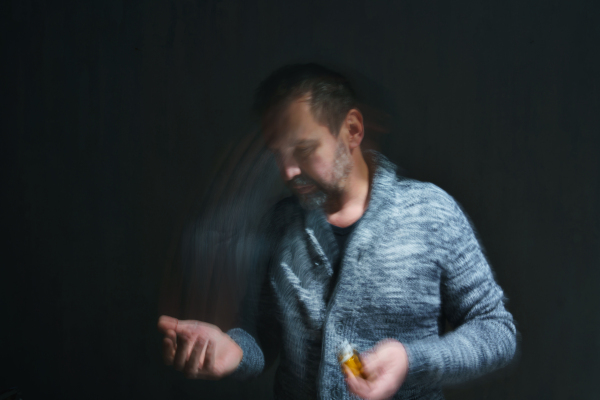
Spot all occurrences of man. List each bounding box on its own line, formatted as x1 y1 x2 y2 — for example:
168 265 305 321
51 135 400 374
158 64 517 399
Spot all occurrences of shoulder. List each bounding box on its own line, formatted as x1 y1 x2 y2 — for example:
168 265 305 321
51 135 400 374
388 177 461 220
368 151 459 217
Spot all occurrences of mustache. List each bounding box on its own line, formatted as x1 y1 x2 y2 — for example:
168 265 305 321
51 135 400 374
288 175 317 186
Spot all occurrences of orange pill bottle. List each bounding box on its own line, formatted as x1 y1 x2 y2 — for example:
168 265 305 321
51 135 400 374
338 340 363 377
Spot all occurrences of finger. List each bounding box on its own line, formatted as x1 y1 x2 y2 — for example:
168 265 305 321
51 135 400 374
344 365 366 398
163 338 174 365
158 315 179 333
356 362 399 400
361 346 388 380
360 348 377 368
165 328 177 342
174 333 193 371
162 330 177 365
361 366 378 381
202 338 217 376
360 353 381 379
343 365 354 381
345 367 374 399
197 338 209 370
184 339 205 378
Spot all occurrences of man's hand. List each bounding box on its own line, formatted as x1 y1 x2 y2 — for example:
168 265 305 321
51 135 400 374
157 315 243 379
345 339 409 400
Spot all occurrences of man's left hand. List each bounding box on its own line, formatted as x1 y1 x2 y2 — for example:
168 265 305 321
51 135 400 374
345 339 409 400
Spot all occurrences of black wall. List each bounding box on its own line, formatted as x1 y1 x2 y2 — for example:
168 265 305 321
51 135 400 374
2 0 599 399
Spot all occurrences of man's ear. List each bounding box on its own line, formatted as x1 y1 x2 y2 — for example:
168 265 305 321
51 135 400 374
345 109 364 150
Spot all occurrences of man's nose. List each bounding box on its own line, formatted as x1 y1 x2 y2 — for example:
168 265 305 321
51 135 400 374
280 156 301 182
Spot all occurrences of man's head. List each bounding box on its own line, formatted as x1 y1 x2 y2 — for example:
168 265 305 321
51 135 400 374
254 63 358 139
255 64 365 210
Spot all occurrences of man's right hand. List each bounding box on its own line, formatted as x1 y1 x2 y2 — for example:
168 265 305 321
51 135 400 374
157 315 243 379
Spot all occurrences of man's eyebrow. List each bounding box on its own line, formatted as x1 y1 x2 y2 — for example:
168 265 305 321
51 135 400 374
294 139 319 147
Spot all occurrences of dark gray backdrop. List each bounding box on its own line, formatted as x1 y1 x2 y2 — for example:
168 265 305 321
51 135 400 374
2 0 599 399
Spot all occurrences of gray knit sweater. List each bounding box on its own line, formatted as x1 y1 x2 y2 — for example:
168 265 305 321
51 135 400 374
228 151 517 399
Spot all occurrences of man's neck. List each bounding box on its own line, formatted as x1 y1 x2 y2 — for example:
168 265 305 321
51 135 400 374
325 150 371 228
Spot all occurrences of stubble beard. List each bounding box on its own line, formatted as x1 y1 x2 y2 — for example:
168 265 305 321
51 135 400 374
291 140 353 211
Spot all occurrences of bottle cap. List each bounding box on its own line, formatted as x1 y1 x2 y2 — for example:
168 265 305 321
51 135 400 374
338 339 354 363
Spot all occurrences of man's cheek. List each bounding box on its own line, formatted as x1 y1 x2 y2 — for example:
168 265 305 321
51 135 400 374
307 161 330 184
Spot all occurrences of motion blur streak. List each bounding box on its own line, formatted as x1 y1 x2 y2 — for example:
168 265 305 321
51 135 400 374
157 101 388 331
158 129 286 331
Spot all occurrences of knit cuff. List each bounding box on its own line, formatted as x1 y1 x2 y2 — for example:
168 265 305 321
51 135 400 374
402 338 445 387
226 328 265 380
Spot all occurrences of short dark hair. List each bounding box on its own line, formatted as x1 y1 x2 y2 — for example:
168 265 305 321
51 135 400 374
253 63 357 136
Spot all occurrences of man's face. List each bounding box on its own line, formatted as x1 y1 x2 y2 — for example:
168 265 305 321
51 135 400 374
264 98 353 210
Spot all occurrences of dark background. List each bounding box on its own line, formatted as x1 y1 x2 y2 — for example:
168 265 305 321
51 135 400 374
2 0 599 399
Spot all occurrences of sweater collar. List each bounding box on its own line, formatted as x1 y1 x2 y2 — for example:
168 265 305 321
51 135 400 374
303 150 399 269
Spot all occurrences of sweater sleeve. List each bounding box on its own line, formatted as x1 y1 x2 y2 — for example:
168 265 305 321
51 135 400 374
403 193 517 386
226 328 265 380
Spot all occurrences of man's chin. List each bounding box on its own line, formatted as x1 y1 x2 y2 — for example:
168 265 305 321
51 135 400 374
296 192 327 210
